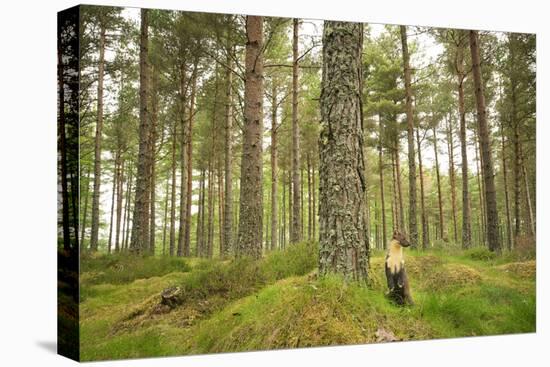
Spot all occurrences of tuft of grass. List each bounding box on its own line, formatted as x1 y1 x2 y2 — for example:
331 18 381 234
463 247 498 261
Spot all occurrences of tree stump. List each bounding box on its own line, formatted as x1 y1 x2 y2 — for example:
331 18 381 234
160 286 183 309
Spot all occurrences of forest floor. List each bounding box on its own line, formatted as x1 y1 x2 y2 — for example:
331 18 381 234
79 243 536 361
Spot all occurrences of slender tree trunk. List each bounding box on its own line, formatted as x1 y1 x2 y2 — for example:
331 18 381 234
400 26 417 248
223 35 234 258
391 150 398 231
270 87 279 251
169 121 177 256
291 18 302 244
446 116 458 243
107 158 117 253
469 30 500 252
207 167 215 258
149 67 159 255
456 42 472 249
432 127 445 240
90 21 106 252
177 64 188 257
122 168 133 251
319 21 369 281
114 159 125 252
520 143 535 237
218 164 225 255
162 173 170 255
499 119 513 250
196 169 205 257
378 114 387 249
312 161 317 240
394 141 405 231
130 9 151 254
474 135 486 246
416 128 428 248
282 168 287 249
184 71 197 257
80 168 91 250
307 153 312 240
237 16 264 259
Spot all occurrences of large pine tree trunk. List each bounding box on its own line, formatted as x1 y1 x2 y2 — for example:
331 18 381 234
378 114 387 249
90 21 106 252
456 40 472 249
400 26 418 248
416 128 429 248
469 30 500 252
236 16 264 259
130 9 151 254
291 18 302 244
432 127 445 240
270 86 279 251
319 21 369 281
223 36 234 258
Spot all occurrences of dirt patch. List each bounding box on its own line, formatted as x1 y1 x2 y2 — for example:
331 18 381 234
497 261 536 279
424 263 482 290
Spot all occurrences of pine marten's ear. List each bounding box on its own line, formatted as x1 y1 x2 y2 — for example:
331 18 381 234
393 229 399 238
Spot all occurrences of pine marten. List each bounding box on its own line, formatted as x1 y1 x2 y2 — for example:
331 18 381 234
385 230 414 305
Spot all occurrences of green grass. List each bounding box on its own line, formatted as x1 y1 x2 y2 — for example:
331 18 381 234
79 242 536 361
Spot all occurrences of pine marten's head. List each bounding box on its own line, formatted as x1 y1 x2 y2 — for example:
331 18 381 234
392 230 410 248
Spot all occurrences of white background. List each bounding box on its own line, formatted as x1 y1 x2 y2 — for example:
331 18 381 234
0 0 547 366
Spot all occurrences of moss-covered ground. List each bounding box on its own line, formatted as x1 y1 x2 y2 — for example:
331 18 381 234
79 243 535 361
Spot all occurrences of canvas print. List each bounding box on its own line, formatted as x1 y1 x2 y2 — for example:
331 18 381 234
57 4 536 362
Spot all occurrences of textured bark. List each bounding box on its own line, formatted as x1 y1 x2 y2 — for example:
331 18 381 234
270 86 279 250
291 18 302 244
184 72 197 257
432 127 444 240
446 116 458 243
223 39 234 258
469 30 500 252
130 9 151 254
400 26 418 248
236 16 264 259
90 21 106 252
416 128 428 248
455 40 472 249
319 21 369 282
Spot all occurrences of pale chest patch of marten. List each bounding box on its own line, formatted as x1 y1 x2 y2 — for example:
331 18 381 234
386 239 405 273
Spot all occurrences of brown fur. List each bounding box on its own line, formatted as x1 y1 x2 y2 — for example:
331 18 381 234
385 230 414 305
